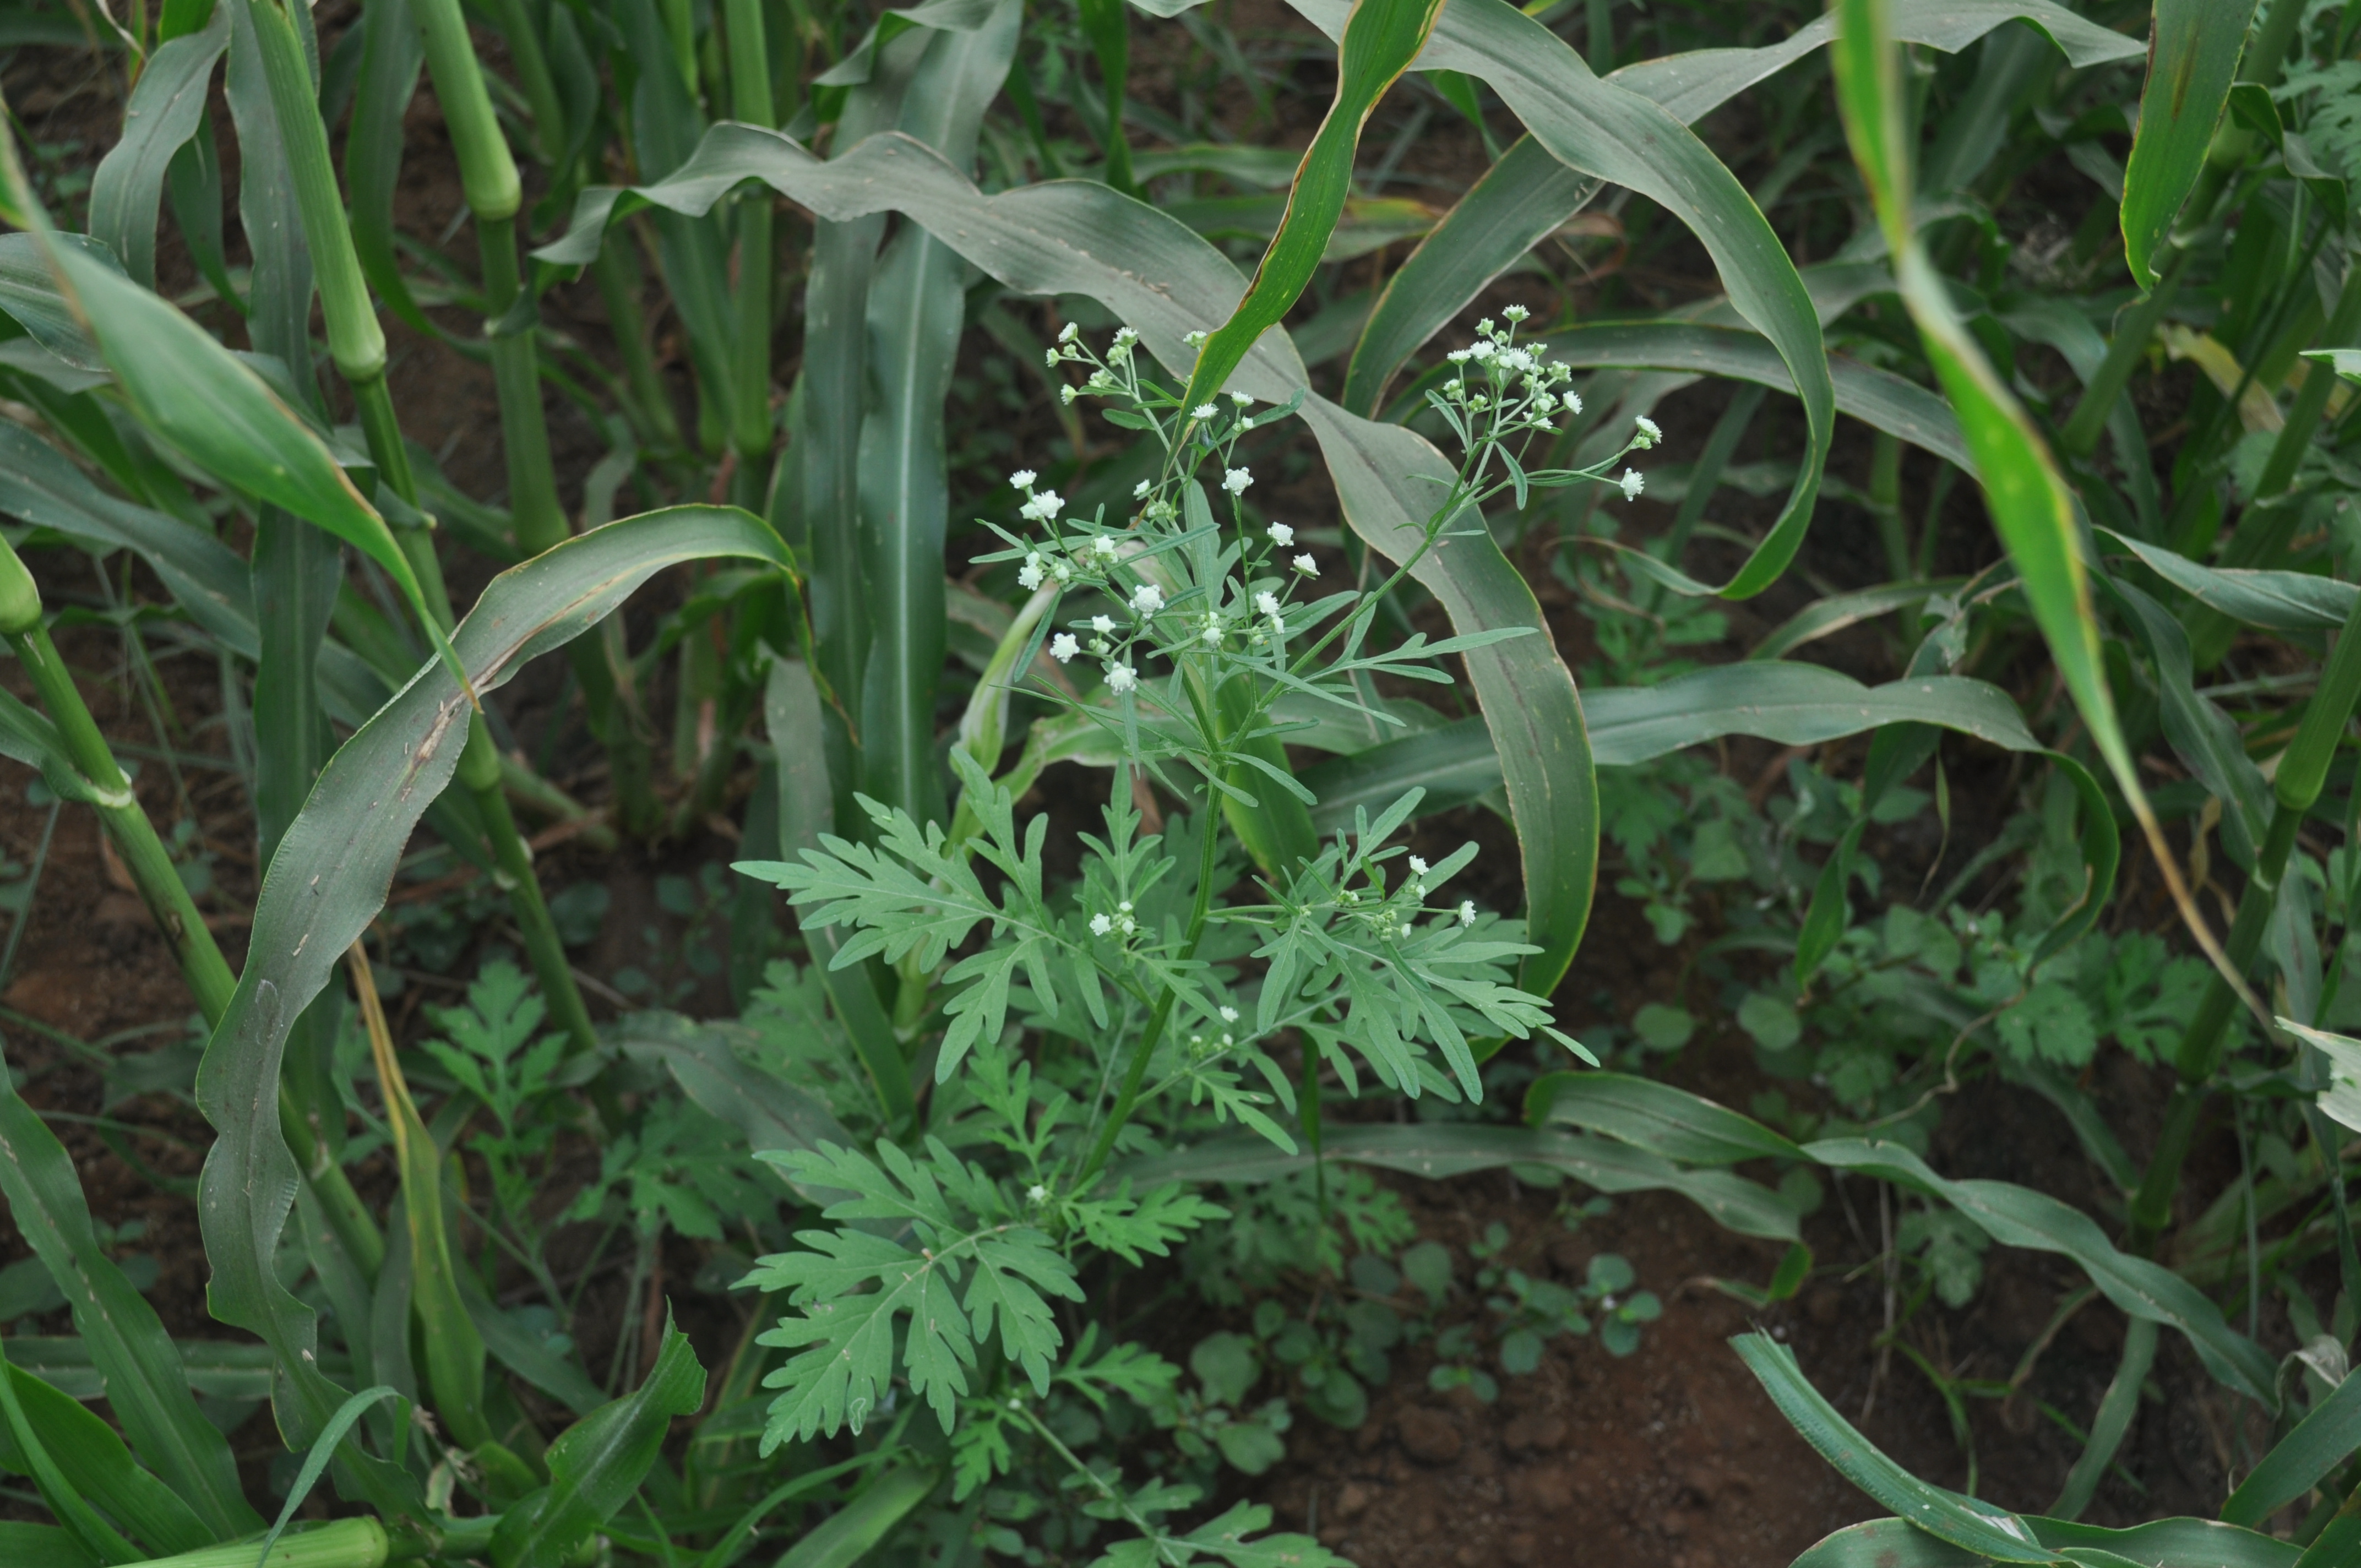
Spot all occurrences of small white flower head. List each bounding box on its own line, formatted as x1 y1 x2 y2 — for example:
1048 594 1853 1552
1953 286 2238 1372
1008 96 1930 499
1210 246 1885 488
1021 489 1067 522
1399 920 1415 938
1230 391 1253 407
1113 326 1139 346
1633 416 1661 449
1051 557 1073 582
1049 633 1080 663
1620 467 1645 502
1060 385 1078 405
1566 391 1584 416
1459 900 1477 927
1502 303 1530 323
1129 582 1165 616
1118 913 1137 934
1017 553 1045 590
1266 521 1294 547
1254 590 1280 617
1045 349 1060 369
1010 469 1037 490
1477 317 1495 337
1133 480 1152 500
1090 913 1114 936
1107 662 1138 694
1446 347 1472 364
1293 553 1318 576
1200 617 1223 645
1092 533 1118 559
1027 1183 1049 1202
1220 1005 1239 1023
1222 467 1253 496
1184 329 1209 347
1408 856 1429 876
1091 614 1116 635
1193 402 1218 421
1058 322 1079 344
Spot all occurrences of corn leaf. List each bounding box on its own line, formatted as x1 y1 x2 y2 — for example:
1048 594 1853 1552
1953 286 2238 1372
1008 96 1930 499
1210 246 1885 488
1527 1071 1805 1164
30 239 451 669
1340 0 2137 416
1830 0 2234 995
773 1467 941 1568
1733 1333 2055 1561
1299 0 1833 601
2102 526 2355 633
1807 1138 2277 1403
1787 1515 2298 1568
0 1364 213 1557
0 1046 255 1542
2121 1 2255 287
1528 322 1968 469
193 508 787 1521
858 0 1020 831
0 1522 97 1568
2222 1366 2361 1527
489 1322 706 1568
1116 1123 1800 1241
85 5 227 288
1175 0 1447 418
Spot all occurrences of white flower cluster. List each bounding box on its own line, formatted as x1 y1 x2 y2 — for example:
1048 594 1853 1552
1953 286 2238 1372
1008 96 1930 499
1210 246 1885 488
1440 309 1580 439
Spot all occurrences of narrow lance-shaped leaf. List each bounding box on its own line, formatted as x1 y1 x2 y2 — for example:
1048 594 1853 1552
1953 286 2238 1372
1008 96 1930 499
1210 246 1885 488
192 509 788 1519
2121 1 2256 288
85 4 229 288
489 1322 705 1568
1176 0 1447 418
1339 0 2141 416
0 1044 256 1541
24 236 468 692
1828 0 2246 1004
1296 0 1835 601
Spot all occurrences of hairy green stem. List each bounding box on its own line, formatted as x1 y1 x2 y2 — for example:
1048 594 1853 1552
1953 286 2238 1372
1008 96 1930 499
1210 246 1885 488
1075 770 1226 1187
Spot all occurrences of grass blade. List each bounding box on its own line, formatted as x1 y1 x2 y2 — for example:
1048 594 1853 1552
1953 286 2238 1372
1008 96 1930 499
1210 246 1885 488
1177 0 1448 418
191 509 786 1522
1808 1137 2277 1402
1732 1333 2053 1561
2121 1 2256 287
488 1321 705 1568
0 1046 256 1542
86 6 227 288
1829 0 2254 1019
0 1359 211 1556
1341 134 1596 415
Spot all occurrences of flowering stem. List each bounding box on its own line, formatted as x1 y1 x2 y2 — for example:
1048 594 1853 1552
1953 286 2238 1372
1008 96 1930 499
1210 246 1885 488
1074 775 1226 1188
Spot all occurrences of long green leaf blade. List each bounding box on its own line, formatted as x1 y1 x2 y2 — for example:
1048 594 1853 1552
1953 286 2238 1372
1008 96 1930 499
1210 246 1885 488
2121 1 2255 287
0 1047 254 1541
1177 0 1446 417
193 508 788 1522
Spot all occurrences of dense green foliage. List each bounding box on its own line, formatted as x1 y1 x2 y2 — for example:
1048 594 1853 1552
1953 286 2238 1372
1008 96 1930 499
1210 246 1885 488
0 0 2359 1561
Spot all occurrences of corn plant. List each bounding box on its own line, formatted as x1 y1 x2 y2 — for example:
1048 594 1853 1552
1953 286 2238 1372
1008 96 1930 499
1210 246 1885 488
4 0 2361 1560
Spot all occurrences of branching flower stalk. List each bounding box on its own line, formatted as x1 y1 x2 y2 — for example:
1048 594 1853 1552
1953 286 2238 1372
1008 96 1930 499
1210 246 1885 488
1003 313 1649 1185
